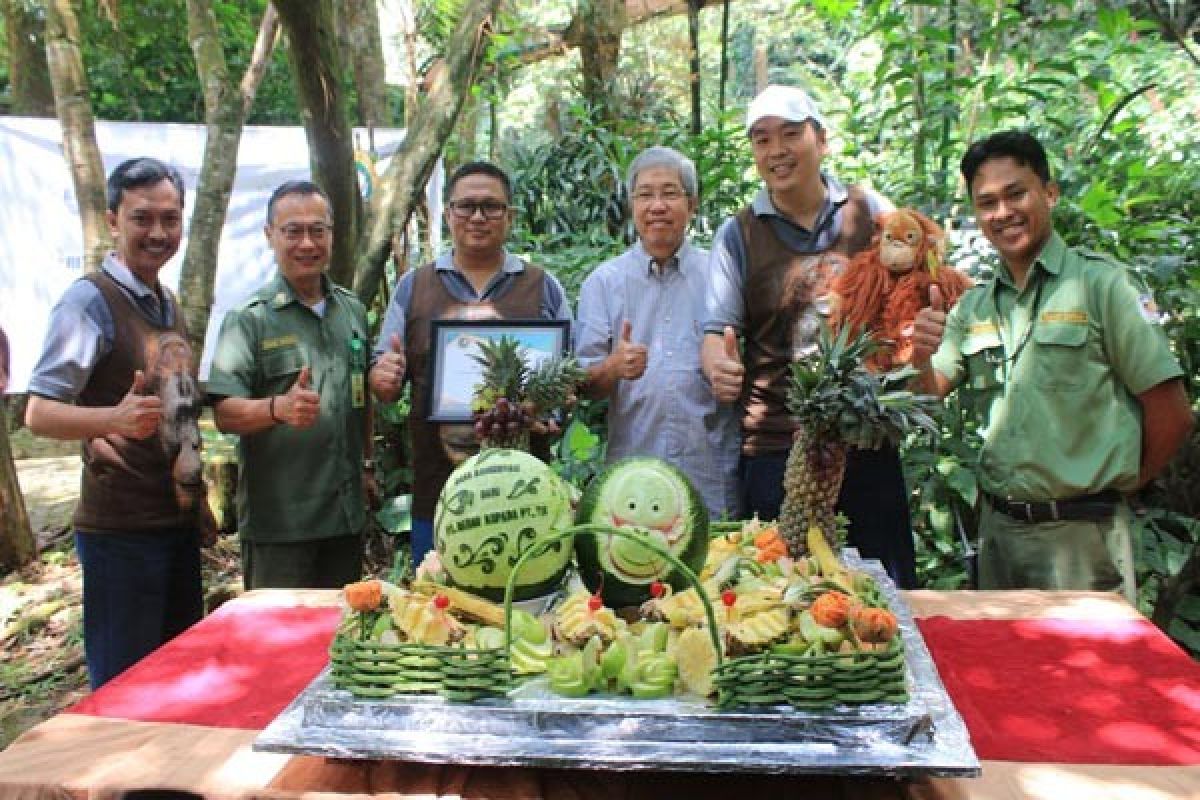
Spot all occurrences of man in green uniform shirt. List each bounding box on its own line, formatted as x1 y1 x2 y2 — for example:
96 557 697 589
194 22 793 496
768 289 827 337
913 131 1193 600
208 181 376 589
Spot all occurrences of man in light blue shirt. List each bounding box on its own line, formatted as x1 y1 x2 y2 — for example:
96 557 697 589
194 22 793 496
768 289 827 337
576 146 739 518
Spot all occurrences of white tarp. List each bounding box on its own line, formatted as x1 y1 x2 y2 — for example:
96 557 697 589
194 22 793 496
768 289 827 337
0 117 441 391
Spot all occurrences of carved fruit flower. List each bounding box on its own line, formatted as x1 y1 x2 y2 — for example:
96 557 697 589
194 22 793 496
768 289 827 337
344 580 383 612
810 590 855 629
849 605 899 643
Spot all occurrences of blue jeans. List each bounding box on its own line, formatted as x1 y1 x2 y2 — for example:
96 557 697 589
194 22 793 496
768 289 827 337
739 445 918 589
74 528 204 689
411 518 434 571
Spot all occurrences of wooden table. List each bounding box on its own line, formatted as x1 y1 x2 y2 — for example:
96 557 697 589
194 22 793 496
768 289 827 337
0 589 1196 800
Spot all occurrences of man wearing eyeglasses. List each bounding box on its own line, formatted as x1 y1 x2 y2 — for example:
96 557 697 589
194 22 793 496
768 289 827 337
208 180 374 590
369 161 572 569
575 146 739 519
700 85 921 588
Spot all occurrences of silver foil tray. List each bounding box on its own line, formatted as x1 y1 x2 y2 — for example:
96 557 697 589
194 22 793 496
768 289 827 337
256 554 980 777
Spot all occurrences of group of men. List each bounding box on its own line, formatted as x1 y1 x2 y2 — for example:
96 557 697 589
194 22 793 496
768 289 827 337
23 84 1193 689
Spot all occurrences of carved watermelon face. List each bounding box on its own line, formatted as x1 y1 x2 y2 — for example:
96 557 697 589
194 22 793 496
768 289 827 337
434 449 573 601
576 458 709 607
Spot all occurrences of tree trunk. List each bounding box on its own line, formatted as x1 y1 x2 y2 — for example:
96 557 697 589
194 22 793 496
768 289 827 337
341 0 391 142
353 0 502 307
569 0 628 120
178 0 277 363
687 0 701 135
4 0 56 116
0 420 35 573
274 0 362 289
44 0 110 274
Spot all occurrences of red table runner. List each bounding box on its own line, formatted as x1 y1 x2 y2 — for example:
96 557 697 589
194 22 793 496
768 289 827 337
916 616 1200 766
68 598 1200 766
70 601 340 730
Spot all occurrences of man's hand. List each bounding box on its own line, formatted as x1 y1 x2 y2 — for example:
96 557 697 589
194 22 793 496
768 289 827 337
708 326 745 404
912 285 947 369
369 333 406 402
113 369 163 439
277 366 320 429
609 320 648 381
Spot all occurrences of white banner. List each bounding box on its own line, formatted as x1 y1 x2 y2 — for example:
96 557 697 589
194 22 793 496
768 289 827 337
0 117 441 391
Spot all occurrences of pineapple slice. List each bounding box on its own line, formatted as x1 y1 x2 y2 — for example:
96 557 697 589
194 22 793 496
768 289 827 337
553 592 620 645
675 627 719 697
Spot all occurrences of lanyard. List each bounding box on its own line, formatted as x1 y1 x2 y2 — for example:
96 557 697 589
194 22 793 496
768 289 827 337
988 274 1044 382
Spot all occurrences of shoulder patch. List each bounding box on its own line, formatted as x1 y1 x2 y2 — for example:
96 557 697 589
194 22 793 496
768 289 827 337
1138 293 1165 324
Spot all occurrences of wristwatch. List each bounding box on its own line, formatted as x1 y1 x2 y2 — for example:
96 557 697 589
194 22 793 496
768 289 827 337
362 459 376 471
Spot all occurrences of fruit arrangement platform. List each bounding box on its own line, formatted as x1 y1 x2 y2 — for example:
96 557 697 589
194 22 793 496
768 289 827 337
255 554 980 777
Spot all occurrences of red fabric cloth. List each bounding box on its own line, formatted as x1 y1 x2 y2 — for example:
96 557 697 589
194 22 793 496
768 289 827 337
69 602 340 730
916 616 1200 765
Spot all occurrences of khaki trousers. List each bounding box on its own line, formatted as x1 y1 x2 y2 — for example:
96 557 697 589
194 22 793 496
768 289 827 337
978 501 1136 603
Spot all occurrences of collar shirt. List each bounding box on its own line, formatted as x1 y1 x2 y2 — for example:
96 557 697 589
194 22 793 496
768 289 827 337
373 250 572 359
705 174 892 334
575 240 740 518
28 253 175 402
206 270 370 542
931 232 1183 501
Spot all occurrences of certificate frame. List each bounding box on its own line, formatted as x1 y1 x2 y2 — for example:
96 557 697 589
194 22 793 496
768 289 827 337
425 318 571 422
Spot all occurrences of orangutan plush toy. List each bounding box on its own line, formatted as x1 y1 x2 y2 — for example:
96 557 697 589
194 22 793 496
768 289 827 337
830 208 973 371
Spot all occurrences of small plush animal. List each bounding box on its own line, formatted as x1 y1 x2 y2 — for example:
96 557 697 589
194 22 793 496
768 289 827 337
831 209 973 371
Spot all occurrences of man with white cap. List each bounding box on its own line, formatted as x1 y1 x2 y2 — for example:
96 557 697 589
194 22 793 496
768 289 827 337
700 85 918 588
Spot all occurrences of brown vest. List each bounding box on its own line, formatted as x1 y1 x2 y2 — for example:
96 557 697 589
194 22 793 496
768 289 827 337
738 188 874 455
75 271 192 531
406 263 546 518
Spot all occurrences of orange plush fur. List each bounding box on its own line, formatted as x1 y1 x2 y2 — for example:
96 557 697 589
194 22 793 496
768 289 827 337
831 209 973 371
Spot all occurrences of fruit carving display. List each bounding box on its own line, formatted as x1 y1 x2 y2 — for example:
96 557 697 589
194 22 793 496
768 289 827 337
469 335 585 450
575 457 710 607
433 448 573 601
779 325 940 558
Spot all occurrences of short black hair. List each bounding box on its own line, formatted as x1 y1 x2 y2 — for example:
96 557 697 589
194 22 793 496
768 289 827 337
266 180 331 225
960 131 1052 193
106 158 185 213
446 161 513 204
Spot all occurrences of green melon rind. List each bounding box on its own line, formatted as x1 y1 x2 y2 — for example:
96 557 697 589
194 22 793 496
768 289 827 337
574 457 710 607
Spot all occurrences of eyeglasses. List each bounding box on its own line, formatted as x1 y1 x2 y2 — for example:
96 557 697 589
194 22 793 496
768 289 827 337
448 200 509 220
632 188 688 204
277 223 333 242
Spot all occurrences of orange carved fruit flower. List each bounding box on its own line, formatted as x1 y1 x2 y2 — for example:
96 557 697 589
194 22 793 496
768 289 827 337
810 590 854 628
850 605 899 643
344 579 383 612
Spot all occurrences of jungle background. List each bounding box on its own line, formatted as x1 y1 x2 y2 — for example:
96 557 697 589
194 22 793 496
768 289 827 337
0 0 1197 746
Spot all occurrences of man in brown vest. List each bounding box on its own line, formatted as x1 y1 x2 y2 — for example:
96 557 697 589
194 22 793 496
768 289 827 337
701 85 920 588
369 162 572 569
26 158 210 687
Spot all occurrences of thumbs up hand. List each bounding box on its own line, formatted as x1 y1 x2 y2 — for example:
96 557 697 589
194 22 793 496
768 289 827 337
369 332 407 402
710 326 745 404
913 285 948 368
113 369 163 439
278 365 320 429
610 319 648 381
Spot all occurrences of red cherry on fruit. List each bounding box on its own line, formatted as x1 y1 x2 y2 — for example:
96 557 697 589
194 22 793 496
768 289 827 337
587 594 603 612
650 581 665 598
433 594 450 610
721 590 737 608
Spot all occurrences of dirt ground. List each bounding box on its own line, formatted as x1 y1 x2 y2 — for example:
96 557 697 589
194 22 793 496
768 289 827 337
1 429 244 748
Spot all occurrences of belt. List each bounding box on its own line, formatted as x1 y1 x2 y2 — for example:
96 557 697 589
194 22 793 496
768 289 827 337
984 490 1122 524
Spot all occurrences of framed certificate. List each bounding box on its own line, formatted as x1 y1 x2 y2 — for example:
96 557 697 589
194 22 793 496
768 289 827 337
426 319 571 422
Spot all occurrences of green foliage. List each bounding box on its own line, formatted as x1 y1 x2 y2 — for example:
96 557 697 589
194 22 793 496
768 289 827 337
74 0 302 124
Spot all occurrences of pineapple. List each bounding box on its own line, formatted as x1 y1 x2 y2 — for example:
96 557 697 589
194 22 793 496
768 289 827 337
779 325 939 558
470 335 584 451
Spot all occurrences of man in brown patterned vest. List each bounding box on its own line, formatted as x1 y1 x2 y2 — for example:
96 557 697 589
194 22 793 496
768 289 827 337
701 85 919 588
26 158 211 687
369 162 572 568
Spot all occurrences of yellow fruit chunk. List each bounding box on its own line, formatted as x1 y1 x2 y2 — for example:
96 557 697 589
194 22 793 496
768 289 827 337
674 627 718 697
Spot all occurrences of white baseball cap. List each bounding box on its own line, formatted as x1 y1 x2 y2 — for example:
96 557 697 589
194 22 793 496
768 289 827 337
746 85 826 133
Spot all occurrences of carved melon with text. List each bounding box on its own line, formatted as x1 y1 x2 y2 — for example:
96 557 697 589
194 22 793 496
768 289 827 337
434 448 573 601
